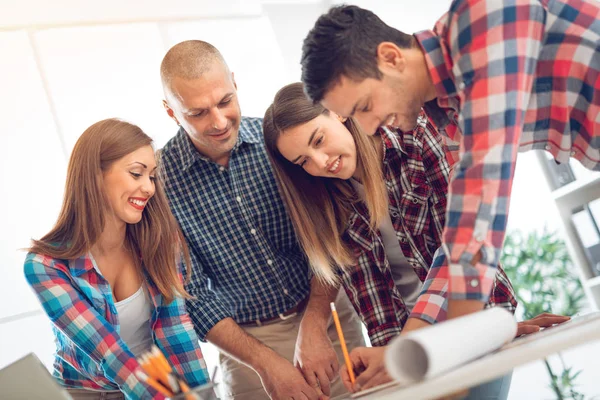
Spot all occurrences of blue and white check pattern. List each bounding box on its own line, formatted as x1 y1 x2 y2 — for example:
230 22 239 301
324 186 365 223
160 117 312 340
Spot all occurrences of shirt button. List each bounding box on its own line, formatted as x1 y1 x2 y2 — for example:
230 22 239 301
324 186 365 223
250 229 256 235
236 196 242 203
458 82 466 90
570 150 576 156
219 166 225 172
545 144 551 151
412 198 419 204
283 289 289 295
267 259 273 265
470 279 479 288
475 233 484 242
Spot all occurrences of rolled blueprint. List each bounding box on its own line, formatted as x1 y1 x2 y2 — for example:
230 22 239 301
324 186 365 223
385 308 517 384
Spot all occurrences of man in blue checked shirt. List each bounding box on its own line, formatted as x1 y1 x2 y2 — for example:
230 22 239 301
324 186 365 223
158 40 364 400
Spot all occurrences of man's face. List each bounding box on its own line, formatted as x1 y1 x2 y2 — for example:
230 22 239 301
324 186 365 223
164 64 241 165
321 72 423 135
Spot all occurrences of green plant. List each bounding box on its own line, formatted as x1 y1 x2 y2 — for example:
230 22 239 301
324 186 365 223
501 229 588 400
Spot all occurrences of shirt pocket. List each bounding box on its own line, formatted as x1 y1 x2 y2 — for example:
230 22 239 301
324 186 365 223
399 184 432 237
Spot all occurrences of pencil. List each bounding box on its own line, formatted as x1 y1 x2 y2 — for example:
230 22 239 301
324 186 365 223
330 302 356 385
151 346 184 393
134 369 175 397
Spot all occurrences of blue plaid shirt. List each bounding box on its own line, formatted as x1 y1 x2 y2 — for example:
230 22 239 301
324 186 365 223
160 117 312 340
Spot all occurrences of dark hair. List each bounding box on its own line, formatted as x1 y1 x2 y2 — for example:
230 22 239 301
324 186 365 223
263 82 386 284
301 5 414 102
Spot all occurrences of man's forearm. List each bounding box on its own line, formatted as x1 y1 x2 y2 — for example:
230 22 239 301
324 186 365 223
303 277 339 327
205 317 277 373
447 299 485 320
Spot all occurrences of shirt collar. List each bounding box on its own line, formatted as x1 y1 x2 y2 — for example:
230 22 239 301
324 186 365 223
174 119 261 171
378 108 430 159
414 29 458 101
379 126 407 161
68 252 95 277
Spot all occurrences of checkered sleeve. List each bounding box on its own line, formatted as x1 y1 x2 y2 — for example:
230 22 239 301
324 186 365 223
440 0 545 303
409 123 452 323
339 256 402 347
183 246 233 342
23 255 163 399
155 279 210 387
410 248 448 324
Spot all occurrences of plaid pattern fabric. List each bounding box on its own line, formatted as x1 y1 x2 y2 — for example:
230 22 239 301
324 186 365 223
341 113 516 345
23 252 209 399
412 0 600 317
159 117 311 341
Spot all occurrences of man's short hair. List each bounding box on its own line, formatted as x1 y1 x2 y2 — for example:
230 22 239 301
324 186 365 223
301 5 413 103
160 40 227 95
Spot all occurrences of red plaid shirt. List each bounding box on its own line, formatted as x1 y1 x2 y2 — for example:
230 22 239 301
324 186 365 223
412 0 600 320
340 113 516 346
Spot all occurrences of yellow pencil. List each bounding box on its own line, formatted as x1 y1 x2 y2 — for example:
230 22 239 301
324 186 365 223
331 302 356 385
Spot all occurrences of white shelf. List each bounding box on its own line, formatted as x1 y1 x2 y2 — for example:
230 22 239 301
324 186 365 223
586 275 600 290
552 175 600 209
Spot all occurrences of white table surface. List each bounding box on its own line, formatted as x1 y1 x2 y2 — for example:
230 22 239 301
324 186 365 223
353 313 600 400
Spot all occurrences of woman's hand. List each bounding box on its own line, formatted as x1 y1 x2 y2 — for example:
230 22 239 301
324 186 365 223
340 346 391 393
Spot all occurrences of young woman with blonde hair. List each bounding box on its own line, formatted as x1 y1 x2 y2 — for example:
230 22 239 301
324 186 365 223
24 118 209 399
263 82 517 345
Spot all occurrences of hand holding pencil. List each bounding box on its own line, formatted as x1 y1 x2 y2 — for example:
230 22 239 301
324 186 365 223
339 346 393 393
331 302 393 394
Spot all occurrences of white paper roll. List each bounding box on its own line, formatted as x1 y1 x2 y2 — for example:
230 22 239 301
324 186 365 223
385 308 517 384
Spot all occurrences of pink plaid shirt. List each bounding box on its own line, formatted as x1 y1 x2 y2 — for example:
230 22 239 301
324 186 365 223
410 0 600 321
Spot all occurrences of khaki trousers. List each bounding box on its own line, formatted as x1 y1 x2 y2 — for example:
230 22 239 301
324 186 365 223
219 289 365 400
66 389 125 400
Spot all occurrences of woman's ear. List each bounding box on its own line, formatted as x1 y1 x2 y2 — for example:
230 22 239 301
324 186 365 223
330 111 348 123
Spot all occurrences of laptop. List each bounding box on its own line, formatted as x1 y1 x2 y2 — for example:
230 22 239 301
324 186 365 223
0 353 72 399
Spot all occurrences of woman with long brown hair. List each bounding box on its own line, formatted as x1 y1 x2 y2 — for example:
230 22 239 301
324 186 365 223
24 119 209 399
262 83 568 399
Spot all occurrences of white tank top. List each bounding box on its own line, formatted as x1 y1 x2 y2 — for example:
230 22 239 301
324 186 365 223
115 286 153 357
351 179 423 312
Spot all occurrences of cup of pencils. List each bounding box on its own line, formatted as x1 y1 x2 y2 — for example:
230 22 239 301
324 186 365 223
167 382 218 400
136 345 218 400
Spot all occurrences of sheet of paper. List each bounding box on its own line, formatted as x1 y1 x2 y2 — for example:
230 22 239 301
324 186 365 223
385 308 517 383
350 381 401 398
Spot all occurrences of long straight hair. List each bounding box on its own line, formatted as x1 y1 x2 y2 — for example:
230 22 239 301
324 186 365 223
28 118 190 303
263 82 386 285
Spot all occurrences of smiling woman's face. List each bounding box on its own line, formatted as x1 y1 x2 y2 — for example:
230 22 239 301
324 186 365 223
103 145 156 225
276 113 357 180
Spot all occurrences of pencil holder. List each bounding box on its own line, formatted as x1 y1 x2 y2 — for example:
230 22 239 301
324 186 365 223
167 382 219 400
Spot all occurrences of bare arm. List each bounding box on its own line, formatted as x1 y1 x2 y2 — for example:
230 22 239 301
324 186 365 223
295 278 340 396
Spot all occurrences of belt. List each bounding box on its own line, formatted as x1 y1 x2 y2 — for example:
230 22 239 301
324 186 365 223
239 296 310 327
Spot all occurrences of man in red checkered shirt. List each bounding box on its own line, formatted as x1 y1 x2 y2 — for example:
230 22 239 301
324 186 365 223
302 0 599 330
300 0 598 394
